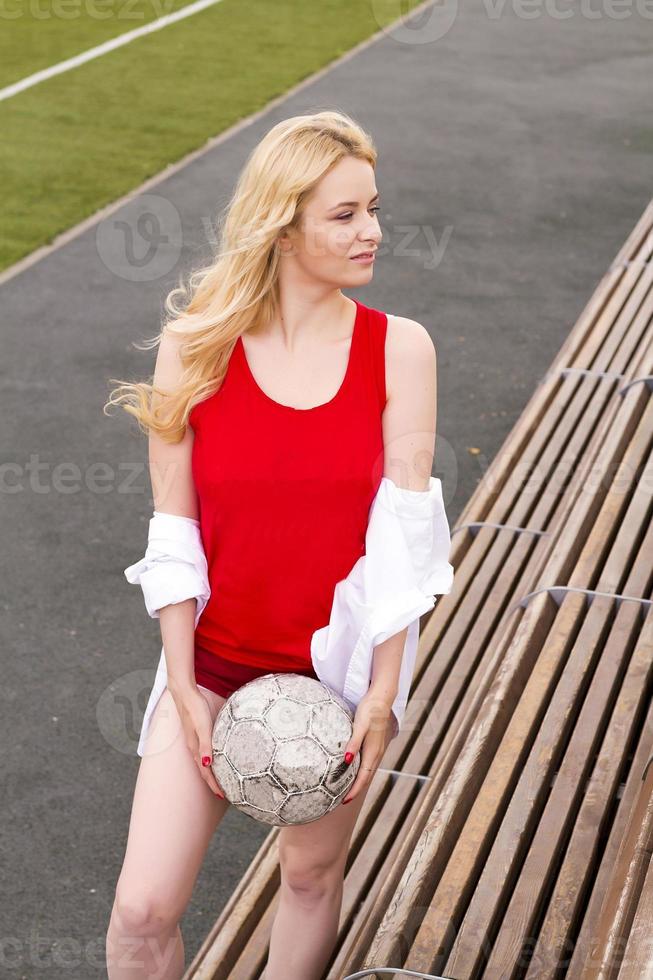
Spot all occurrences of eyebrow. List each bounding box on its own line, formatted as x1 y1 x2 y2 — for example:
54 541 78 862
328 192 379 211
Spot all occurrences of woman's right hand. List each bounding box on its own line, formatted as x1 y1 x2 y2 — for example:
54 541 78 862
169 681 226 799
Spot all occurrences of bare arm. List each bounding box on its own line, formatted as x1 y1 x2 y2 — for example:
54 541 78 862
369 314 438 703
148 332 201 695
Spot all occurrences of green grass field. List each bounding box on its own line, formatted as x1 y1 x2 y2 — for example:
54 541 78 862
1 0 423 271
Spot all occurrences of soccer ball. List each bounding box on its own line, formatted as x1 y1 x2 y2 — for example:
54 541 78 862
210 673 360 825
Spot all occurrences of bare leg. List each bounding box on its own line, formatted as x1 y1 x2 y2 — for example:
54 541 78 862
265 715 395 980
106 685 229 979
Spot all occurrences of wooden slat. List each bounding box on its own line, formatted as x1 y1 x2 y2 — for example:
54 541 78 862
618 849 653 979
581 745 653 978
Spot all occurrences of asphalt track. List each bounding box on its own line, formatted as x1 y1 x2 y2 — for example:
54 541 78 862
2 3 652 977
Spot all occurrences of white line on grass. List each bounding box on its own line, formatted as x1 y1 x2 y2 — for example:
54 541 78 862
0 0 225 103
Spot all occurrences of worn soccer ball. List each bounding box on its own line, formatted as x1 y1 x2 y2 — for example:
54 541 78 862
210 673 360 825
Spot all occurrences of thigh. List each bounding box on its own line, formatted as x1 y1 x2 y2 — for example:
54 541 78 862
115 685 229 919
278 711 395 878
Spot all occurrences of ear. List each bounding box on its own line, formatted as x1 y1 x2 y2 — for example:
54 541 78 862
276 223 299 256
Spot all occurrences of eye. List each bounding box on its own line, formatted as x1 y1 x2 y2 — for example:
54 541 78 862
336 205 381 221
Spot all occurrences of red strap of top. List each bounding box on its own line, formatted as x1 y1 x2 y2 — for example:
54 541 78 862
368 307 388 412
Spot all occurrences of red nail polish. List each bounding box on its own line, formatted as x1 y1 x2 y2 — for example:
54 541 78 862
342 798 352 805
215 791 224 799
344 752 354 764
202 755 211 767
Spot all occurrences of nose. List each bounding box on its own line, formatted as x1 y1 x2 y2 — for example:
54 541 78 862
360 217 382 246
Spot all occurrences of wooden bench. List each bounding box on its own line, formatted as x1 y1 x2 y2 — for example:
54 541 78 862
186 197 653 979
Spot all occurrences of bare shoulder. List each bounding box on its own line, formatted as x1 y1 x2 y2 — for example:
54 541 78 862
385 314 436 395
386 313 436 358
153 326 186 391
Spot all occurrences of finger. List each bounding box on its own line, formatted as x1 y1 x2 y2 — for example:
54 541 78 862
196 703 225 798
200 759 225 798
199 738 225 798
341 783 358 805
342 750 382 805
341 766 371 805
343 719 367 766
341 772 368 805
202 767 225 799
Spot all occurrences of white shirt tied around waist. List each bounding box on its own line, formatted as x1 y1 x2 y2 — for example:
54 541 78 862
124 476 455 756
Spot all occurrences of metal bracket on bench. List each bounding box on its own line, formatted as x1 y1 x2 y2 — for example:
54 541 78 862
342 969 456 979
508 585 652 621
617 375 653 396
609 258 653 270
377 767 432 785
538 368 653 395
451 521 550 539
541 366 626 385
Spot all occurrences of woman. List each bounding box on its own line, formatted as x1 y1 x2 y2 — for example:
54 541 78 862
104 110 448 979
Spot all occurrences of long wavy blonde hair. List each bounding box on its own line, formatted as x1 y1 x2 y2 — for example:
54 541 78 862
103 110 377 443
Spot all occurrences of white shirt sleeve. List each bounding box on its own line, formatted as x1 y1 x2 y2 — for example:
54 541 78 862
310 475 455 737
123 510 211 757
123 510 210 627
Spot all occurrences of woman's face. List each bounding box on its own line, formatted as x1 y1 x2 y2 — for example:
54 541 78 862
278 156 382 288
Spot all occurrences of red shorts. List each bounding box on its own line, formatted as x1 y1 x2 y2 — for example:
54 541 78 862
194 643 318 700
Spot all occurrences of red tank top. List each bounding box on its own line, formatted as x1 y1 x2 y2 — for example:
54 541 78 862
188 298 387 672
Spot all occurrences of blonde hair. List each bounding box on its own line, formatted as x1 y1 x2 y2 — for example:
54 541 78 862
103 110 377 442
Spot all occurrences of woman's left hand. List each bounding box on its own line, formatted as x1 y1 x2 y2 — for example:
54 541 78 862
340 689 394 805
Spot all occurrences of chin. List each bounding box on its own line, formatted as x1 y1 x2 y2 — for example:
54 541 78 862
348 265 374 280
